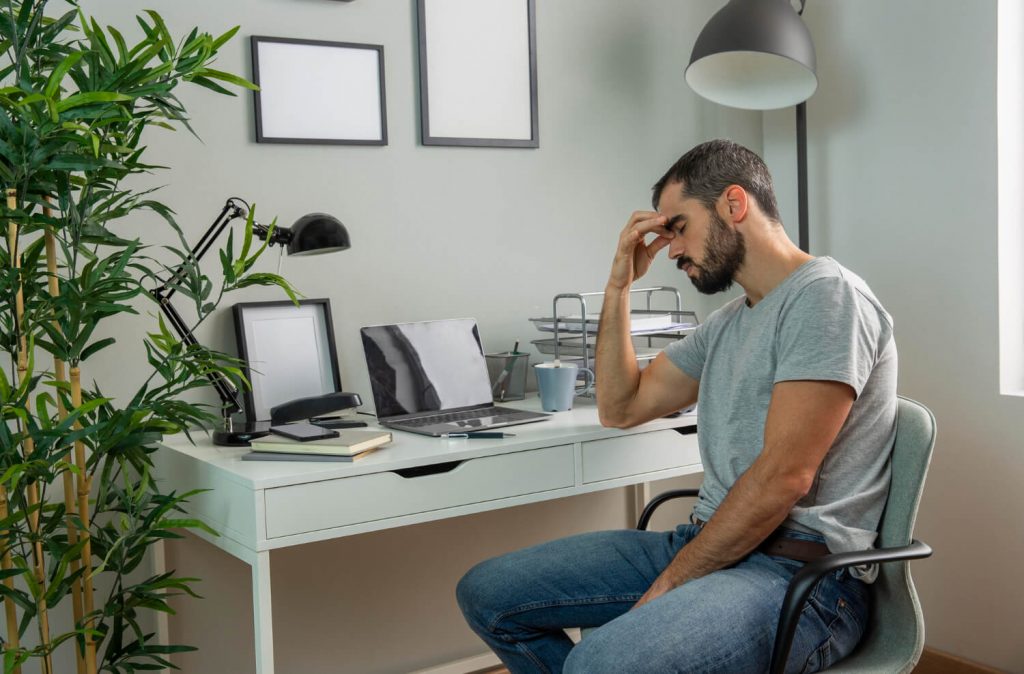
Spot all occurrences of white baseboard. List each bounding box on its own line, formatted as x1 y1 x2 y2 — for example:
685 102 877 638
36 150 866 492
408 652 501 674
409 630 582 674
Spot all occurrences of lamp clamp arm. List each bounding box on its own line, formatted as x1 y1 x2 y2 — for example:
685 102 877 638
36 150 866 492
149 196 262 417
154 197 250 299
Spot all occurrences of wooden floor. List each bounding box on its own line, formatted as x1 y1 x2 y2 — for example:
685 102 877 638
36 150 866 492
474 647 1007 674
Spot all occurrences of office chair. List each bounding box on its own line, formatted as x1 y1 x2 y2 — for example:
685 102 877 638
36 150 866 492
627 396 937 673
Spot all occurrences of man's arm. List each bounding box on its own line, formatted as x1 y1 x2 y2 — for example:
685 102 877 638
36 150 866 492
596 211 699 427
633 379 856 609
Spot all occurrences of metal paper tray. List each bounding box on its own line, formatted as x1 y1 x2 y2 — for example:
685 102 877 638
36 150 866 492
531 337 661 361
529 309 698 337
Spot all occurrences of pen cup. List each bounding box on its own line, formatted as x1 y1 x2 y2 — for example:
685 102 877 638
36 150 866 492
485 351 530 402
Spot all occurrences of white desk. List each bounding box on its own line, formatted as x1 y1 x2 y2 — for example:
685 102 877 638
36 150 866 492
153 397 700 673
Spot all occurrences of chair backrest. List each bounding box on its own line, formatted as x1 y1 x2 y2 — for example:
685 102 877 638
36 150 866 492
826 395 936 674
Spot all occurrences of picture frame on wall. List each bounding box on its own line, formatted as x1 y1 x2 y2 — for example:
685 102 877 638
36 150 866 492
416 0 539 148
251 36 388 145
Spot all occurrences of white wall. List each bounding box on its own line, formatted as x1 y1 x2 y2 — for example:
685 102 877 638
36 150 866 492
82 0 761 406
73 1 756 672
766 1 1024 671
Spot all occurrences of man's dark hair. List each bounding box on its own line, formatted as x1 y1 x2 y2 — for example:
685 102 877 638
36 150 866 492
651 139 780 222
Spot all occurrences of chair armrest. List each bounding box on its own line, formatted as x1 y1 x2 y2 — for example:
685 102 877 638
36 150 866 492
636 488 700 531
768 539 932 674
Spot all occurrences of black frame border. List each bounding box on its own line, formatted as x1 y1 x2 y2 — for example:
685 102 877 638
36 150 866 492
416 0 539 148
232 298 344 423
251 35 389 146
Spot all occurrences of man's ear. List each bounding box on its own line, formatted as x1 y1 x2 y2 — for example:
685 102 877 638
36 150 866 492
719 185 748 224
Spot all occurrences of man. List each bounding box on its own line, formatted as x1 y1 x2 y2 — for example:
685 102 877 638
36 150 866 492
456 139 896 673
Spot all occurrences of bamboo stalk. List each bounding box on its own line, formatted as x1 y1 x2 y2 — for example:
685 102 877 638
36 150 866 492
0 486 20 674
69 366 97 674
44 205 86 674
1 189 20 673
7 189 53 674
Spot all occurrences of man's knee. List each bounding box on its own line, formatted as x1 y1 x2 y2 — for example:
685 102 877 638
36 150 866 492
455 560 488 628
563 630 629 674
562 639 594 674
455 556 514 632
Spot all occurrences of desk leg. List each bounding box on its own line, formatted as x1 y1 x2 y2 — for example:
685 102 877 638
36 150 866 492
252 551 275 674
152 539 171 673
629 482 652 526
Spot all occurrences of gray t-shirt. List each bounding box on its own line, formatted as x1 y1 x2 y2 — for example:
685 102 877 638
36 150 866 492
664 257 897 579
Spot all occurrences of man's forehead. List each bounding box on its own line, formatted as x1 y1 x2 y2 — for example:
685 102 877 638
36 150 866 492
656 185 700 215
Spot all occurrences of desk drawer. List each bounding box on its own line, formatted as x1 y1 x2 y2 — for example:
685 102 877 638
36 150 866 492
264 445 575 538
582 429 698 484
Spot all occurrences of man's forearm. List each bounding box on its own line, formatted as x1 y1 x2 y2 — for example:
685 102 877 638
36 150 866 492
656 460 806 586
595 284 641 424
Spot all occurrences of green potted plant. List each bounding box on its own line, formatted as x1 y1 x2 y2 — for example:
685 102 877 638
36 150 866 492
0 2 295 671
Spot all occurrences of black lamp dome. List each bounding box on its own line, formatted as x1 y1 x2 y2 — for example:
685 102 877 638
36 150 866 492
685 0 817 110
286 213 351 256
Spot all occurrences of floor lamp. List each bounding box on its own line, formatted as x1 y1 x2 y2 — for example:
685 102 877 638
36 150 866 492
685 0 817 253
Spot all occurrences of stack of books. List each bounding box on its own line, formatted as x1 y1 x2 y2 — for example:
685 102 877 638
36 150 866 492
242 429 393 462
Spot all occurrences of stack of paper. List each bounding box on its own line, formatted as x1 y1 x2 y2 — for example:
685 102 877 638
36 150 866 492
535 314 694 335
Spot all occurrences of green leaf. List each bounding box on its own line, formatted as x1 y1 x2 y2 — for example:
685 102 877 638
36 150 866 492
187 76 233 97
55 91 133 113
44 51 84 98
156 518 217 537
107 25 130 64
191 68 257 91
80 337 117 361
211 26 241 52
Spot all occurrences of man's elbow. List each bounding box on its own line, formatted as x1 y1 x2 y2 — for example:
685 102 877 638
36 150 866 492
598 407 640 429
778 471 817 502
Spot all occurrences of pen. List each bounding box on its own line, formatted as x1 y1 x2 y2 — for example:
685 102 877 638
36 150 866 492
442 432 516 439
491 340 521 402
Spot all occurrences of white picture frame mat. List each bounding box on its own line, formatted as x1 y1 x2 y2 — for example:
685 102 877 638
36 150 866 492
243 305 336 420
256 40 383 141
423 0 532 140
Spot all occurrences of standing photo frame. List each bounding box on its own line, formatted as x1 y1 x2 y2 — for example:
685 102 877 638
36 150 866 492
417 0 538 148
232 299 343 423
251 36 388 145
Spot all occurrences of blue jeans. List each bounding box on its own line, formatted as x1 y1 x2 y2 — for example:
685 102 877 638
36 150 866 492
456 525 869 673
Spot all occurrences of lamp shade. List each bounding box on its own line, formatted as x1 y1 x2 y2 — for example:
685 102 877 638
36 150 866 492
686 0 817 110
286 213 351 256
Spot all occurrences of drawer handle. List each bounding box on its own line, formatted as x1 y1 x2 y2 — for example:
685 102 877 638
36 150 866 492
393 461 464 478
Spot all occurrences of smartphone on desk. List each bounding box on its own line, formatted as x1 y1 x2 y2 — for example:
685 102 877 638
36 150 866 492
268 422 340 442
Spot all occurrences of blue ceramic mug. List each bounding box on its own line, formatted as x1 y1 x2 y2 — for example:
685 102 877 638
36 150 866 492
534 362 595 412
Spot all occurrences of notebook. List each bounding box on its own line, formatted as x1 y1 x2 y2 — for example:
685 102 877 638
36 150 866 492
249 429 393 456
360 318 550 436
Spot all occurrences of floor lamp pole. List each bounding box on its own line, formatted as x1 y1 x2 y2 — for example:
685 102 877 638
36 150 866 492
796 100 809 253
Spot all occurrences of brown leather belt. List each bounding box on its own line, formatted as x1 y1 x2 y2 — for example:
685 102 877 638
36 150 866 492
692 518 830 563
758 530 830 562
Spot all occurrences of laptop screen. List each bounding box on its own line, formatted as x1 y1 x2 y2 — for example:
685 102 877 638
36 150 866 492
360 319 494 419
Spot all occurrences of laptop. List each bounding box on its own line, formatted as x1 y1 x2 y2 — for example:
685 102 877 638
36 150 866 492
360 318 550 436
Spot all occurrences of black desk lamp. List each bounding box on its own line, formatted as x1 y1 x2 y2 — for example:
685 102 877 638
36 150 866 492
153 197 353 445
685 0 817 252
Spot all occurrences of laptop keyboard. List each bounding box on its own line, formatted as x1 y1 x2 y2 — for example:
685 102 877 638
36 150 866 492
401 408 529 427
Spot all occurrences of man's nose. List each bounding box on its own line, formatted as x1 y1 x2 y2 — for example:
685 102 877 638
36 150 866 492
667 236 685 259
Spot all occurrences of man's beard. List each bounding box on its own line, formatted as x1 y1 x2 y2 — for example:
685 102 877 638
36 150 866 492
676 211 746 294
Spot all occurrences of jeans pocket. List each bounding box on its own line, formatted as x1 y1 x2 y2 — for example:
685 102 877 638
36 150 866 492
800 637 832 674
797 593 840 673
797 576 868 673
